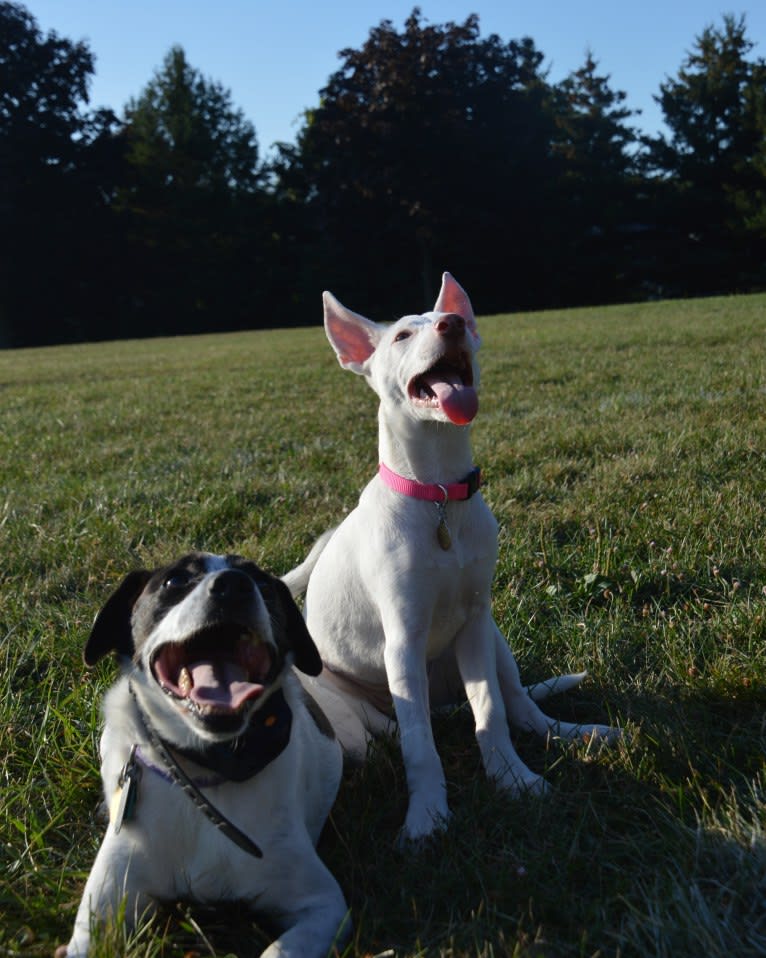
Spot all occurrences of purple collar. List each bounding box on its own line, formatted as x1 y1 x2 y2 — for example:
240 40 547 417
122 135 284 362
135 745 226 788
378 462 481 502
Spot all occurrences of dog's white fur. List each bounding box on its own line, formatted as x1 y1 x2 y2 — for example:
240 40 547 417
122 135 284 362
59 553 348 958
284 273 619 842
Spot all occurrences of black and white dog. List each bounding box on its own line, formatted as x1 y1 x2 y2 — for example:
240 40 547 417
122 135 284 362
58 553 348 958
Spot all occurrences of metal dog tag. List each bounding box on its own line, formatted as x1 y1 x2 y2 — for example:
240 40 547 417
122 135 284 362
435 500 452 551
111 745 141 833
437 518 452 550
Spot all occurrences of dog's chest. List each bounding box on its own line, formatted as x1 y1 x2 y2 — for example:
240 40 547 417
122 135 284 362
106 749 295 900
420 562 490 650
98 682 311 901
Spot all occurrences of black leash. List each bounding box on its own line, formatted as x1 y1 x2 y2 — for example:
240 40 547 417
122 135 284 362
128 682 264 859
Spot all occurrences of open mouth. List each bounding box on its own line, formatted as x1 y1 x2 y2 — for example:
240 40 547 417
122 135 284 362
151 625 276 721
408 354 478 425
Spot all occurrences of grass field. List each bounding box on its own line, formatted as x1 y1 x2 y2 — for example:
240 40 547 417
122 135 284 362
1 293 765 957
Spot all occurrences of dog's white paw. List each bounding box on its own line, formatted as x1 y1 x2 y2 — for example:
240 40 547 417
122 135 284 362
496 766 550 798
399 800 451 848
574 724 622 747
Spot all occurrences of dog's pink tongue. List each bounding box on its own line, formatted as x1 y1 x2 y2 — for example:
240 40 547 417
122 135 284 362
422 371 479 425
187 660 263 711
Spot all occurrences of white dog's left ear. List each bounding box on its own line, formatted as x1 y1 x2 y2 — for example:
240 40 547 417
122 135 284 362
323 291 383 374
433 272 478 334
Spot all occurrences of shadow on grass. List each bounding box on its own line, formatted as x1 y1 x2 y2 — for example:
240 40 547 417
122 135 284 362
39 680 765 958
315 680 765 957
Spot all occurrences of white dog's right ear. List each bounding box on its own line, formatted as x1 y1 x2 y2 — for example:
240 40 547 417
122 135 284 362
323 291 383 374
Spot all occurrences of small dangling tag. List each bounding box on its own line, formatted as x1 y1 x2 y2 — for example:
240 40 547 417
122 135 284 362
437 516 452 550
435 490 452 550
111 744 141 833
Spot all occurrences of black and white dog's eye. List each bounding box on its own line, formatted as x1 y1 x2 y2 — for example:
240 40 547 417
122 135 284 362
163 571 191 589
394 330 412 342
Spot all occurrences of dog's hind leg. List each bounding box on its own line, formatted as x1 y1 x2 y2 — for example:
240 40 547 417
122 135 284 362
453 613 547 796
493 628 620 744
429 647 588 705
525 672 588 700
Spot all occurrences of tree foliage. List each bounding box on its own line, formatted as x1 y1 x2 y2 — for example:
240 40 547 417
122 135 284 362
124 46 259 195
649 14 766 290
0 1 121 346
550 53 644 302
276 9 559 313
0 0 92 150
0 2 764 347
113 46 272 335
654 15 765 181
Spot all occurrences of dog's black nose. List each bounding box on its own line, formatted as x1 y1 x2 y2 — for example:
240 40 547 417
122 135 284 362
208 569 255 599
435 313 465 338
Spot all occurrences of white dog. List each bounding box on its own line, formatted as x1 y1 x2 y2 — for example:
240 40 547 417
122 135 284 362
284 273 619 842
58 553 348 958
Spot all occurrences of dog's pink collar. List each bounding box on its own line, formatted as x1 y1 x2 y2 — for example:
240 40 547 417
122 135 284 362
378 462 481 501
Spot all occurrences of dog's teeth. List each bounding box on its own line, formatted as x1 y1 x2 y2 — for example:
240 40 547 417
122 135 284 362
178 666 193 696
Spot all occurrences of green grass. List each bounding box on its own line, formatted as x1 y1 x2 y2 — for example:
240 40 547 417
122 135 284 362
2 294 765 957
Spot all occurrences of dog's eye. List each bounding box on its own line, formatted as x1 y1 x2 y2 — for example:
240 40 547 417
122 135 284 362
394 330 412 342
163 571 191 590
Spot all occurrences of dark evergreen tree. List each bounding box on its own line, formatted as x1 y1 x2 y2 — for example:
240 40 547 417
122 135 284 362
648 14 766 292
552 53 646 302
117 46 276 335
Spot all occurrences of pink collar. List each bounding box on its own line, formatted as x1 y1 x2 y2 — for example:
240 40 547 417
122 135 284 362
378 462 481 502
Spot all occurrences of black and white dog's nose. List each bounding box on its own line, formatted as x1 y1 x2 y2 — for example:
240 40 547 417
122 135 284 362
208 569 255 600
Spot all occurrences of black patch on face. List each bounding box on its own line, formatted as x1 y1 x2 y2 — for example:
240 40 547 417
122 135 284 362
130 553 215 647
219 557 322 677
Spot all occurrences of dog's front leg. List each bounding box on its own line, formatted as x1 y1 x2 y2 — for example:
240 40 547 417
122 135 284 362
257 850 350 958
454 612 547 796
382 624 450 842
59 832 153 958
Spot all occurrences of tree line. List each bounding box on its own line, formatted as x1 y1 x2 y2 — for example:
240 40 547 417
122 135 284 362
1 2 764 348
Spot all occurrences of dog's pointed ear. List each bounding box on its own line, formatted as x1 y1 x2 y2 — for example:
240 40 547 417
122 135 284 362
323 291 383 374
271 577 323 676
433 272 478 335
84 570 152 666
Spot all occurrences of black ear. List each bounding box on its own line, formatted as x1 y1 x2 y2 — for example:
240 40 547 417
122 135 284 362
270 577 323 676
84 570 152 666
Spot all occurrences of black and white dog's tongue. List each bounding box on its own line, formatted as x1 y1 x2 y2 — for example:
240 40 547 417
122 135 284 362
186 659 264 711
421 370 479 425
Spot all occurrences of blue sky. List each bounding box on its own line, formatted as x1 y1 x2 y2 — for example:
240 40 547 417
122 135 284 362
26 1 766 157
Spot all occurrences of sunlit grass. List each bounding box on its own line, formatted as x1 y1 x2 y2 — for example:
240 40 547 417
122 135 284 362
1 293 765 956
